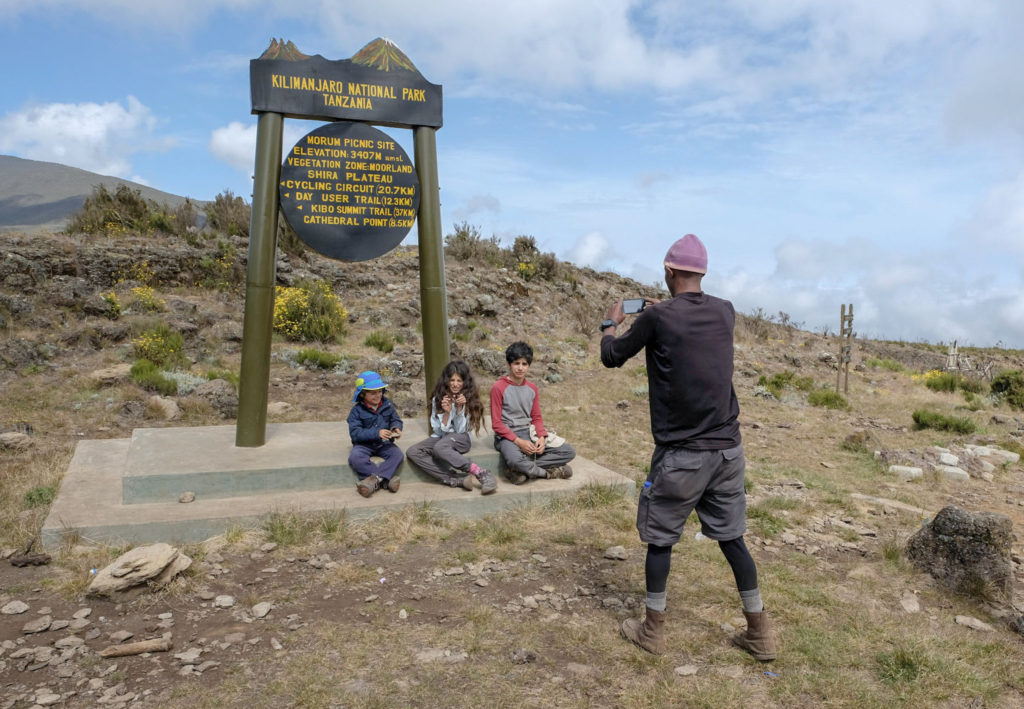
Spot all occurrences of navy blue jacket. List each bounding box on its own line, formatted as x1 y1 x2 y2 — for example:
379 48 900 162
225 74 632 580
347 397 403 446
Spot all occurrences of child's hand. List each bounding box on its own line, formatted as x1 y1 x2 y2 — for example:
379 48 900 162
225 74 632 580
516 438 538 455
535 436 547 454
379 428 393 440
440 395 452 413
390 427 402 440
455 393 466 407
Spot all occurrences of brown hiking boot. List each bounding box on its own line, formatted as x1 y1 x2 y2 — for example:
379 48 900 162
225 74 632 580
505 468 528 485
732 609 777 661
461 474 482 491
546 464 573 479
477 468 498 495
386 476 400 493
357 474 381 498
621 608 666 655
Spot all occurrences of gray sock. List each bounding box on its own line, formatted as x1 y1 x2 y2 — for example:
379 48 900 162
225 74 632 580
740 588 763 613
645 591 667 612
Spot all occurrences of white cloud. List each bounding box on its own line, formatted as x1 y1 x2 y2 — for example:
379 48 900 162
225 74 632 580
209 122 258 174
0 96 169 177
567 231 614 270
208 120 308 177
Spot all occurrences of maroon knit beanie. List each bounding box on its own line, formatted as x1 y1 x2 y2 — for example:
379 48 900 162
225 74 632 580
663 234 707 274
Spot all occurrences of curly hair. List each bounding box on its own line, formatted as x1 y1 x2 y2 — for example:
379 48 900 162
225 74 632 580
429 360 485 434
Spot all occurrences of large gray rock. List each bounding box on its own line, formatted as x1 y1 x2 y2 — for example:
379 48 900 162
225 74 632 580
905 505 1014 600
88 543 191 597
192 379 238 418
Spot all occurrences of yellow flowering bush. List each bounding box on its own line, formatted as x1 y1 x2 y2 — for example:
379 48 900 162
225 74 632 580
133 324 184 368
273 279 348 342
131 286 166 313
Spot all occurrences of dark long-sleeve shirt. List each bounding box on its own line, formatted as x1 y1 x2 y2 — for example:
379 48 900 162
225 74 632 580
600 291 741 450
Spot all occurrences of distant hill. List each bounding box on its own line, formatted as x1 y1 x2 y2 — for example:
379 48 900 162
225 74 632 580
0 155 203 234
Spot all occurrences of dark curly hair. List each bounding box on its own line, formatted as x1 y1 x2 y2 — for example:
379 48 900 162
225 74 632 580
429 360 484 434
505 341 533 364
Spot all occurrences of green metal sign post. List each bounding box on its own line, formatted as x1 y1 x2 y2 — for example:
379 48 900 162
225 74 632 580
236 38 447 447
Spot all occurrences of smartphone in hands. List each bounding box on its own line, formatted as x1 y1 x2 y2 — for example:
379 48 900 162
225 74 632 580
623 298 646 315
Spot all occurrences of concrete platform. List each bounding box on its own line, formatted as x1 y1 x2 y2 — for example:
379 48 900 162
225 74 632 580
42 420 635 547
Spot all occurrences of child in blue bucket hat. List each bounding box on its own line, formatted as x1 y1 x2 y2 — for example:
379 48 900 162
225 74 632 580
347 370 404 497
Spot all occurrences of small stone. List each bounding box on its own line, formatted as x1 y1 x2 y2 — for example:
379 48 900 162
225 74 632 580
197 589 216 601
22 615 51 634
399 609 408 620
213 595 235 608
109 630 134 643
474 578 489 587
34 693 61 707
674 664 699 676
260 542 278 552
179 491 196 503
1 601 29 615
510 648 536 664
270 638 283 651
72 608 92 619
444 566 465 576
955 615 994 632
252 602 273 619
603 546 628 560
900 592 920 613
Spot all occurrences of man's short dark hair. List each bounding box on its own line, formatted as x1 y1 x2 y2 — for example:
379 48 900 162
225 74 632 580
505 341 533 364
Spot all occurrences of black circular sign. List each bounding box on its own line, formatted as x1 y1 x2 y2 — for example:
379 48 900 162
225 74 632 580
279 122 420 261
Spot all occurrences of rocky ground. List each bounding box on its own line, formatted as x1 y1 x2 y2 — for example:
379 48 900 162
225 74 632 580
2 230 1024 708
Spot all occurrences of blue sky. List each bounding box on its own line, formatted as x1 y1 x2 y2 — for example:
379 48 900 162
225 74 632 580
2 1 1024 348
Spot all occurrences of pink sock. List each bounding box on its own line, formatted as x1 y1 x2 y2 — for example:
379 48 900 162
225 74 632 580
469 463 481 476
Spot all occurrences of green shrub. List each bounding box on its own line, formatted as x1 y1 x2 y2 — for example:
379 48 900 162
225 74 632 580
130 286 166 313
23 485 57 508
958 377 987 394
758 370 815 398
991 369 1024 410
204 190 250 237
102 292 121 319
912 409 976 434
923 370 960 392
204 369 239 388
198 239 242 291
865 357 905 372
131 358 179 395
444 221 503 264
364 330 394 353
273 280 348 343
509 235 560 282
132 324 185 368
66 183 188 237
808 389 849 410
296 348 343 369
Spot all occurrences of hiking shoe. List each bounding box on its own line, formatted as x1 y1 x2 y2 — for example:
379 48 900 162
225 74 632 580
386 476 400 493
546 465 573 479
477 468 498 495
505 468 528 485
461 474 482 491
357 474 381 497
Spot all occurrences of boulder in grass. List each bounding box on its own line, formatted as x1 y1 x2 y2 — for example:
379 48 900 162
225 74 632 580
88 543 191 597
906 505 1014 601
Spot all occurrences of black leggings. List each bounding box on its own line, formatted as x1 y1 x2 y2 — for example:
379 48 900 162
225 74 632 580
644 537 758 594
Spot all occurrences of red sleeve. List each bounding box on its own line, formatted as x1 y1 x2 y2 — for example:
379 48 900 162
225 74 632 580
527 380 547 439
490 378 515 441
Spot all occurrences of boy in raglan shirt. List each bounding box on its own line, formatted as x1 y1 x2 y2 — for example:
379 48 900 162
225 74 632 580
490 341 575 484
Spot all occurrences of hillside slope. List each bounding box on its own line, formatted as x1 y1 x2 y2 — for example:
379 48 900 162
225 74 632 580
1 229 1023 707
0 155 203 233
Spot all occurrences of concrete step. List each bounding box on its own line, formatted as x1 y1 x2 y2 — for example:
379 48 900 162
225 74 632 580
42 422 636 547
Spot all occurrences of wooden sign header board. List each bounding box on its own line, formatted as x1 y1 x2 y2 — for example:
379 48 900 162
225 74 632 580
279 121 420 261
250 38 442 129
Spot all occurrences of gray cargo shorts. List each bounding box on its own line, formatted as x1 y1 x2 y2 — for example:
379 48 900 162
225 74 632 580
636 444 746 546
